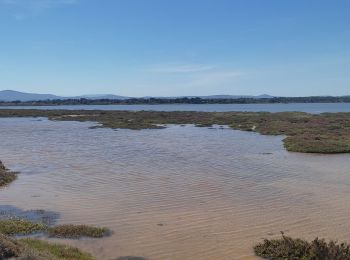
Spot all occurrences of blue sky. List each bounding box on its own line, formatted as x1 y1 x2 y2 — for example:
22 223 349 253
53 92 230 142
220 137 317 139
0 0 349 97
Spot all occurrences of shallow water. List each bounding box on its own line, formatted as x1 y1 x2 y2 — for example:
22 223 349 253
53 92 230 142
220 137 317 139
2 102 350 113
1 118 350 259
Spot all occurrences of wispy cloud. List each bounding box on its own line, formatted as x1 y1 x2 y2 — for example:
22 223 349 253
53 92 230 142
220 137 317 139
181 70 244 88
146 62 244 91
149 63 215 73
0 0 78 19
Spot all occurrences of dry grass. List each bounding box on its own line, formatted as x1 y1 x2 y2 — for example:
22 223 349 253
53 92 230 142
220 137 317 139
0 233 22 259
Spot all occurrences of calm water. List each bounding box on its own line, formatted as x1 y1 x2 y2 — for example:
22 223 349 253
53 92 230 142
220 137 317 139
2 103 350 113
1 118 350 259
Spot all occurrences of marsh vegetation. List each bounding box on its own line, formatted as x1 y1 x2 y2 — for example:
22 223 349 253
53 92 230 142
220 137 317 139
0 161 17 188
0 218 110 259
1 109 350 153
0 219 47 236
0 234 95 260
0 160 111 259
254 232 350 259
0 218 110 239
48 224 111 239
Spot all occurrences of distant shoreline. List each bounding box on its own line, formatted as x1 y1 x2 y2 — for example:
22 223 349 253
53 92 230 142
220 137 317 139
1 96 350 106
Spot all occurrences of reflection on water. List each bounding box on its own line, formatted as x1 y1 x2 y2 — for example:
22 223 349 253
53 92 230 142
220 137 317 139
1 118 350 259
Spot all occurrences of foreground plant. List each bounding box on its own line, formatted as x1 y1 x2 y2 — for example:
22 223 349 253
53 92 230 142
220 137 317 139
48 224 111 239
0 233 21 259
254 232 350 259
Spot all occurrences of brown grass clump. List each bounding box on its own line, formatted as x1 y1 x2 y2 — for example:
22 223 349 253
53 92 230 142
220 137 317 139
0 233 22 258
254 232 350 259
48 224 111 239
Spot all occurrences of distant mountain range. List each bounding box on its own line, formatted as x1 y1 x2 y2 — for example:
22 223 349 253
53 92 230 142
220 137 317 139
0 90 130 102
0 90 274 102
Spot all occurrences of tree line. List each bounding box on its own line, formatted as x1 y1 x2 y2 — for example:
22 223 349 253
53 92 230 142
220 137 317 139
1 96 350 106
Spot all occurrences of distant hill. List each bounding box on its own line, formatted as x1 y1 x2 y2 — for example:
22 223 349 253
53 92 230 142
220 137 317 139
1 91 350 105
0 90 62 102
0 90 130 101
0 90 275 102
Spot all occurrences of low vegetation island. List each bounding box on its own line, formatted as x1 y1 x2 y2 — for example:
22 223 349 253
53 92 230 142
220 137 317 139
0 218 111 259
1 109 350 153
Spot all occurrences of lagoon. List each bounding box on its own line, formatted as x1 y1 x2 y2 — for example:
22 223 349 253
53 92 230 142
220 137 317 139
1 118 350 259
2 102 350 113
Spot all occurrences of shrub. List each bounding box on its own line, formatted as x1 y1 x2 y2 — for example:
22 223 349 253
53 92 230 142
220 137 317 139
254 232 350 259
0 233 22 259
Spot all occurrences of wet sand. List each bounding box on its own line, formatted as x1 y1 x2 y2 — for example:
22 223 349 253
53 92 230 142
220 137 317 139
1 118 350 259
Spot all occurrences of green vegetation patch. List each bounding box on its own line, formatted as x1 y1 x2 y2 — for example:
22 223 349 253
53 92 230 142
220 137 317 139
254 233 350 259
0 217 110 239
0 161 17 187
0 219 47 235
48 224 111 239
19 238 95 260
1 234 95 260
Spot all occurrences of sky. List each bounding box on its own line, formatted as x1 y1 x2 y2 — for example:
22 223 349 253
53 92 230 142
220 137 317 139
0 0 349 97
